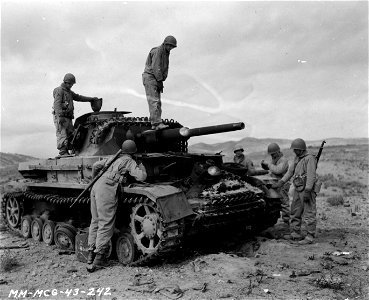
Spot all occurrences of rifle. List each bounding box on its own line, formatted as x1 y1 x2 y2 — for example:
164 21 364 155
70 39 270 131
70 149 123 208
316 140 326 167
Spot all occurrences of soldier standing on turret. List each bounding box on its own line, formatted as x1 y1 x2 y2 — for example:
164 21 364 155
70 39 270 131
142 36 177 130
233 144 256 175
261 143 290 227
53 73 101 157
272 138 319 245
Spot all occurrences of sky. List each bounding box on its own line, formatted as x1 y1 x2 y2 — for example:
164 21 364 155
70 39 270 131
1 0 368 158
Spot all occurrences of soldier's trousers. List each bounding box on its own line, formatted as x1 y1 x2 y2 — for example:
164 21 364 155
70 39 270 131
279 184 290 223
290 189 317 238
143 76 162 126
53 115 74 155
88 179 118 254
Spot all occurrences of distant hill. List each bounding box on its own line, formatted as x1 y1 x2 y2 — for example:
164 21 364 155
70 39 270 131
0 152 39 185
189 137 369 162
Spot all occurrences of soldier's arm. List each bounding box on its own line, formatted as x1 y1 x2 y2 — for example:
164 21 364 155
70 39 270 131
71 91 95 102
127 160 147 182
305 155 317 191
268 158 288 175
247 159 255 172
151 48 164 82
53 88 65 116
92 159 107 178
280 159 295 183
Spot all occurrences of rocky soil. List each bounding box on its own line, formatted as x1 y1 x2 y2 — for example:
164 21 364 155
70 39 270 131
0 144 368 300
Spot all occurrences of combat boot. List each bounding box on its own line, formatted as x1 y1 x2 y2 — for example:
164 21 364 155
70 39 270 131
86 253 108 273
283 232 303 241
298 235 314 245
87 250 96 265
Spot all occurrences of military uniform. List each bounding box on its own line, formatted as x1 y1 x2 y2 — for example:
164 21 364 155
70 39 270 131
234 153 256 175
142 45 170 127
280 151 317 241
88 154 147 255
142 36 176 129
52 83 95 155
267 154 290 224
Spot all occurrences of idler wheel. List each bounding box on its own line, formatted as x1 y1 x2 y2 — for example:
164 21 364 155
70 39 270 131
54 223 76 250
42 220 56 245
31 218 44 242
21 215 33 238
116 232 137 265
5 196 22 229
130 203 163 255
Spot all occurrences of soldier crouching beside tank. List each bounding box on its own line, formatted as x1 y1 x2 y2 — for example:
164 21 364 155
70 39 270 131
53 73 102 157
272 138 320 245
261 143 290 227
87 140 147 272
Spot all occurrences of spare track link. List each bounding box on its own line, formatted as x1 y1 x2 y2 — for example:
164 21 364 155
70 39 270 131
120 194 184 267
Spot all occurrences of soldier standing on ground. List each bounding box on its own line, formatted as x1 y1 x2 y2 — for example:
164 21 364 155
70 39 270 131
261 143 290 226
142 36 177 130
272 138 319 245
87 140 147 272
53 73 101 157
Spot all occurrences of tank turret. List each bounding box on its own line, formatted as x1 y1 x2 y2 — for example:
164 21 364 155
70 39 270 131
71 110 245 155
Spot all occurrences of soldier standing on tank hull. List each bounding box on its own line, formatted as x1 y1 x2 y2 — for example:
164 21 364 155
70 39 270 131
261 143 290 227
272 138 319 245
53 73 101 157
87 140 147 272
142 36 177 130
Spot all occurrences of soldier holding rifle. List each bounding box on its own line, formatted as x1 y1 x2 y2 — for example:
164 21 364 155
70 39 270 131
87 140 147 272
273 138 324 245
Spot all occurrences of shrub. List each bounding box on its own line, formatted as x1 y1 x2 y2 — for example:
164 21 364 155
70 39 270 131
0 250 20 272
326 195 344 206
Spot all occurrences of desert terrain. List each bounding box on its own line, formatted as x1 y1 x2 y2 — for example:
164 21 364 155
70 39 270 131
0 142 368 300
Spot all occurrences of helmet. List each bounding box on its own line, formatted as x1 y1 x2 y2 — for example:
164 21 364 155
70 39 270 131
267 143 280 154
233 144 244 153
163 35 177 47
121 140 137 154
63 73 76 84
290 138 306 150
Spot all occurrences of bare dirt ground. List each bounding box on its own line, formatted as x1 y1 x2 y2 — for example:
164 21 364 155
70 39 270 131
0 144 368 300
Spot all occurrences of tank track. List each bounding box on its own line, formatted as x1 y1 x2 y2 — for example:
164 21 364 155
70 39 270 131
1 191 183 266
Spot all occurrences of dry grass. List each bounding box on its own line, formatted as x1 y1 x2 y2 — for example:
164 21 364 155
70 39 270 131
0 250 20 272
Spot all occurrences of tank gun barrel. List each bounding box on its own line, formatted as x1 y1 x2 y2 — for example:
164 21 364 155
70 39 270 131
179 122 245 138
138 122 245 151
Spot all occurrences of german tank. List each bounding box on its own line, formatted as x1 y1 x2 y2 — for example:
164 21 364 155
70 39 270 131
2 110 282 265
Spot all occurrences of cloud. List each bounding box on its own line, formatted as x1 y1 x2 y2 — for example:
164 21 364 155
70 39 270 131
1 1 367 157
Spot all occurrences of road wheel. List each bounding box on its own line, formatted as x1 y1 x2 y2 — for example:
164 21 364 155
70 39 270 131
21 216 33 238
130 203 164 255
31 218 44 242
116 232 137 265
42 220 56 245
54 224 76 250
5 196 23 229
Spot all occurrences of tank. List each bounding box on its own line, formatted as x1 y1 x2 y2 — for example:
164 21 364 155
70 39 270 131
1 110 282 265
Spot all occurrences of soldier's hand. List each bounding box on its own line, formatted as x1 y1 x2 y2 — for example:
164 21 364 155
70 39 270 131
261 160 269 170
303 190 312 202
272 180 283 189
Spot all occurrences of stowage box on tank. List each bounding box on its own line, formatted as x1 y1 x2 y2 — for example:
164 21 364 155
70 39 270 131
2 110 282 265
